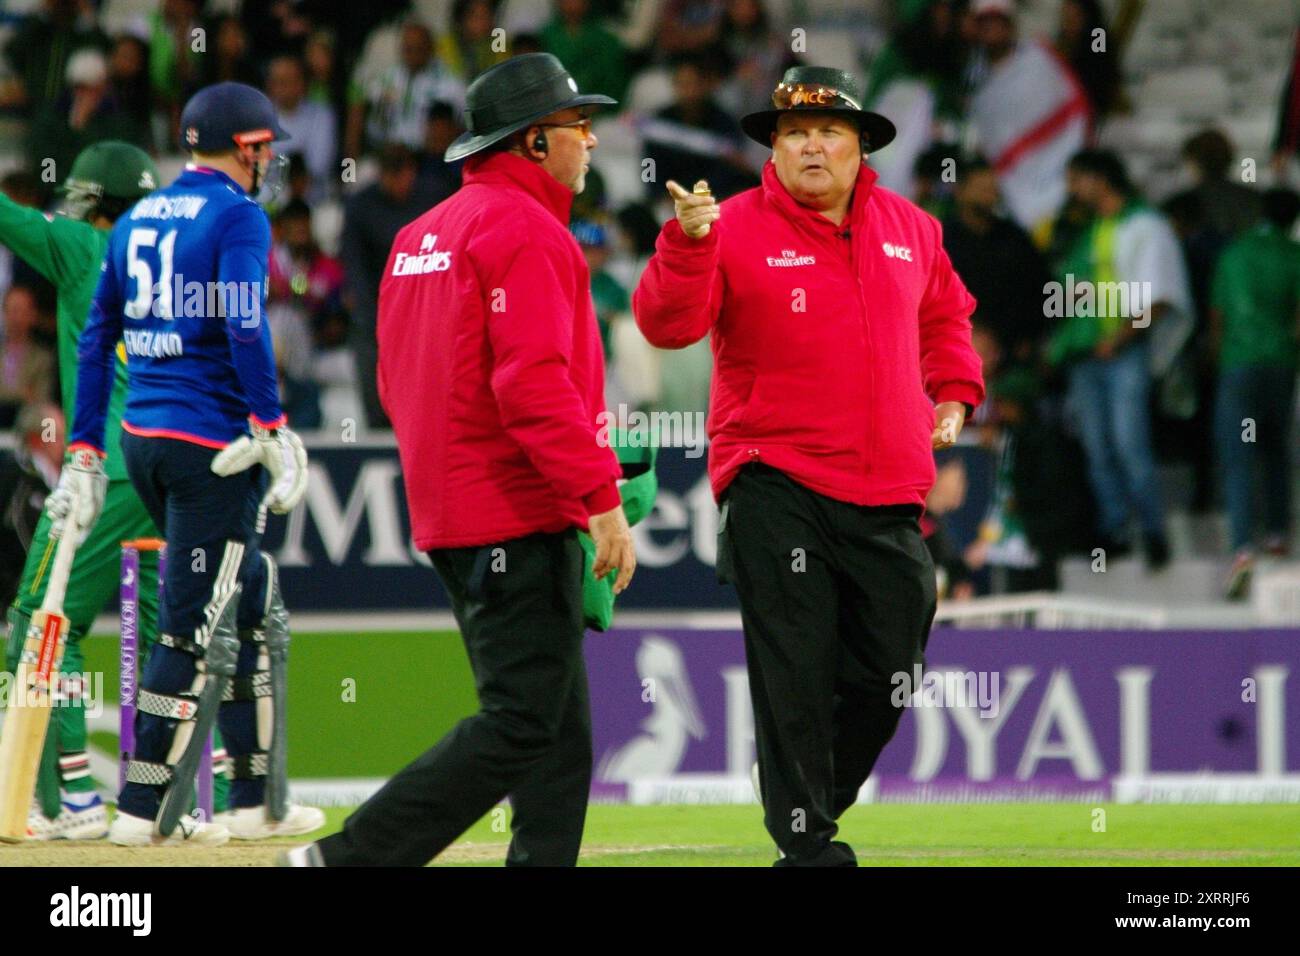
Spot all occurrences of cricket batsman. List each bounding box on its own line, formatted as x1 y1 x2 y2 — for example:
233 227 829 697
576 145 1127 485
1 141 237 840
50 82 323 845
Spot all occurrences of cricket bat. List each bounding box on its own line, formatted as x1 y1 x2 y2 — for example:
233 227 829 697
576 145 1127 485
0 508 81 841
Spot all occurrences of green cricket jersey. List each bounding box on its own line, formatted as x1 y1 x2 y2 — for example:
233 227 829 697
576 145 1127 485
1212 223 1300 371
0 193 130 481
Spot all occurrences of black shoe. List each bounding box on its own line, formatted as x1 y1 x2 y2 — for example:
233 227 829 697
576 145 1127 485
773 840 857 867
1095 534 1133 560
1144 534 1170 572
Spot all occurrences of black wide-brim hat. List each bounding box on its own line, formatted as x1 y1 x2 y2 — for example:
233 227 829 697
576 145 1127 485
741 66 896 153
445 53 617 162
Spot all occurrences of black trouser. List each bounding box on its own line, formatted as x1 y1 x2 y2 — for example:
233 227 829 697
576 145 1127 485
317 530 591 866
718 464 937 867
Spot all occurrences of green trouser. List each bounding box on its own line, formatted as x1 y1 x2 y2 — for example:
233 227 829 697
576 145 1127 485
5 480 230 819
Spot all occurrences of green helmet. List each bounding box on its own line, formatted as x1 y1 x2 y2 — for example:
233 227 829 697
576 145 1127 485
59 140 160 223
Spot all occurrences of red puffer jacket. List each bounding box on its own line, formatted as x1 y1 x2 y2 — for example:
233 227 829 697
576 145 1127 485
378 151 621 550
633 159 984 508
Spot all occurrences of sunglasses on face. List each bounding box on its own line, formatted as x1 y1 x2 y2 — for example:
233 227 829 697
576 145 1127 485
538 116 594 138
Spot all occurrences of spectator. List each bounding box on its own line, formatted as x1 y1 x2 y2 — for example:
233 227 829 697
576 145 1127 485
439 0 510 83
968 366 1085 593
345 19 465 157
1211 188 1300 598
148 0 204 127
1170 129 1262 242
923 458 976 600
943 155 1053 362
642 54 756 201
267 54 338 202
304 28 346 115
269 199 346 336
0 285 56 427
715 0 794 118
865 0 969 194
0 402 64 608
1048 149 1191 570
1054 0 1121 118
541 0 631 102
198 15 261 88
416 100 465 200
967 0 1090 231
656 0 726 57
268 199 346 427
241 0 315 60
340 144 443 428
312 294 362 436
0 0 109 118
108 34 154 146
1160 131 1260 516
28 49 146 205
571 217 650 409
911 142 960 219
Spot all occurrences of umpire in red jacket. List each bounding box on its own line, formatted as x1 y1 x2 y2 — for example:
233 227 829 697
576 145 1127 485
634 66 984 866
308 54 635 867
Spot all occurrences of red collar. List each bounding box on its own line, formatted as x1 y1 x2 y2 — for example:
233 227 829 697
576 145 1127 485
461 151 575 224
760 158 877 233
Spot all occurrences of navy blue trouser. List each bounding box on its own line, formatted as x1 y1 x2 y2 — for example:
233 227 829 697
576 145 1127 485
118 432 271 818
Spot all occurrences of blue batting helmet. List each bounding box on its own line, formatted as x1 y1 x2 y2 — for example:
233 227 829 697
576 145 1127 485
179 82 291 153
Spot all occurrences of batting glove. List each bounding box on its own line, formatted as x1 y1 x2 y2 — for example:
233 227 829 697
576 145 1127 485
211 423 309 514
45 445 107 544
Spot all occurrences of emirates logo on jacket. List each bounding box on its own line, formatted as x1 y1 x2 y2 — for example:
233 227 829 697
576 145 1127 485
766 248 816 267
392 233 453 275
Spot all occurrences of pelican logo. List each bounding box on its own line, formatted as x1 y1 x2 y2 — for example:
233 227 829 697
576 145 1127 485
596 636 706 781
392 234 452 275
882 242 913 262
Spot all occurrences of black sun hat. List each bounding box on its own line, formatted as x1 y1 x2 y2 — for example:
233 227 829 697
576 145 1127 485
445 53 617 162
740 66 896 153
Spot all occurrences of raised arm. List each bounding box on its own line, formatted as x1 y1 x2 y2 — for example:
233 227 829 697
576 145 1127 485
632 180 724 349
0 191 94 287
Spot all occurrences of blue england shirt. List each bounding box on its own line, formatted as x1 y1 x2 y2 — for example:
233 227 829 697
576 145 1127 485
71 165 285 454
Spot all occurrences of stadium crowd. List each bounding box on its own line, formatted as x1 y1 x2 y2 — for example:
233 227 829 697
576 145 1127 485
0 0 1297 601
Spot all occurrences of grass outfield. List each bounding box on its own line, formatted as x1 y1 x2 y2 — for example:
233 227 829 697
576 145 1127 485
2 804 1297 866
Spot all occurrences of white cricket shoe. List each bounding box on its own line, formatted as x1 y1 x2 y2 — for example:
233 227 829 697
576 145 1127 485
27 796 110 841
108 810 230 846
215 804 326 840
